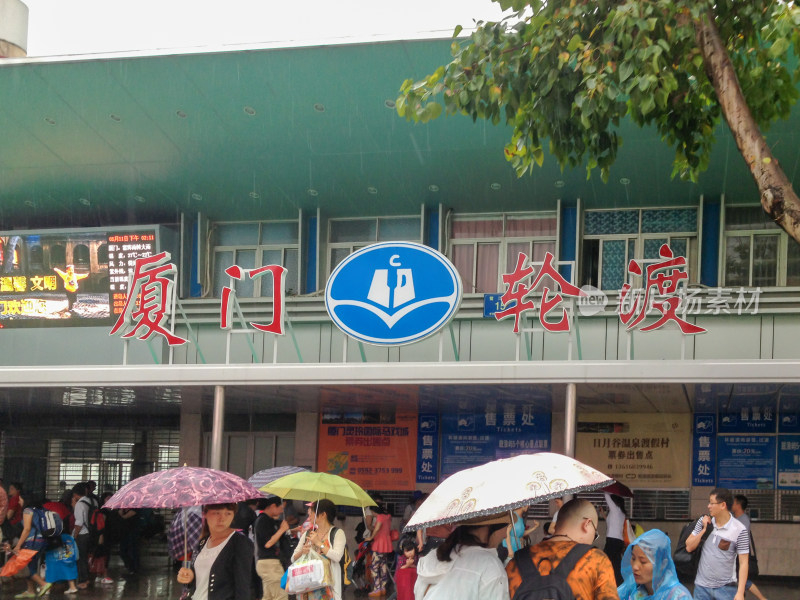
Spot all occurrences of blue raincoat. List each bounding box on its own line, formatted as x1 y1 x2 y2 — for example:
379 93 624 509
617 529 692 600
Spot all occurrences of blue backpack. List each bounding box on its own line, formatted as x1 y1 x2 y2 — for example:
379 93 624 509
33 508 64 539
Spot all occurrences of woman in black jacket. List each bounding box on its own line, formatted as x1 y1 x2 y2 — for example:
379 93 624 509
176 503 254 600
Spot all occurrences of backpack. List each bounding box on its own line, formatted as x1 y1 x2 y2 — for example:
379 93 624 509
329 526 354 587
33 508 64 539
79 499 105 542
672 518 712 585
512 543 592 600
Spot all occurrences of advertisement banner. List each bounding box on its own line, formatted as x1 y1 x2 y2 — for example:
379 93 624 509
317 386 418 491
777 436 800 489
576 413 691 488
0 229 155 327
692 414 716 486
717 436 776 490
441 399 551 476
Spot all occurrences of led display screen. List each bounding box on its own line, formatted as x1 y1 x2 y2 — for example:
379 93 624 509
0 228 156 327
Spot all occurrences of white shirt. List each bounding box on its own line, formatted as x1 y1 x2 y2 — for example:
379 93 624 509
604 493 625 540
73 497 91 536
414 545 509 600
193 531 235 600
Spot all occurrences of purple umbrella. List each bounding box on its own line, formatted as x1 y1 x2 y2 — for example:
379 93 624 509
103 466 264 509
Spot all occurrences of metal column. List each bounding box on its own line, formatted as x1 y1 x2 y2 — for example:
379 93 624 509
564 383 577 457
210 385 225 470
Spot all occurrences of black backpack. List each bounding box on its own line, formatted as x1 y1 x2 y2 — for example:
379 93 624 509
672 518 712 585
512 543 592 600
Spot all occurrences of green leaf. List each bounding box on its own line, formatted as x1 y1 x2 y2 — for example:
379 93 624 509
427 66 446 86
567 34 583 53
655 88 668 109
769 37 790 59
619 62 634 83
640 95 655 116
453 25 463 38
532 147 544 167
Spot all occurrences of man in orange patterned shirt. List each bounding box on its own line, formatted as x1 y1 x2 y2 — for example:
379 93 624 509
506 498 619 600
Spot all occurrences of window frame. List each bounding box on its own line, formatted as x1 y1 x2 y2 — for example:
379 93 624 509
721 205 797 288
211 219 301 299
448 211 559 294
326 215 423 276
582 207 700 291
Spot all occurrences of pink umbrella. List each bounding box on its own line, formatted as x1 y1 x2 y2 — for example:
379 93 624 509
103 466 264 509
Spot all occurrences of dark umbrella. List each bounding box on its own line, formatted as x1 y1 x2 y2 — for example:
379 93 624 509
601 481 634 498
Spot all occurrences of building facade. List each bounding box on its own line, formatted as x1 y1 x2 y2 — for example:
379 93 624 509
0 38 799 575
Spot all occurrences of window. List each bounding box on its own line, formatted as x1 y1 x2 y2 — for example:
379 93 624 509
582 208 699 290
723 206 800 287
328 216 422 273
449 212 558 293
212 221 300 298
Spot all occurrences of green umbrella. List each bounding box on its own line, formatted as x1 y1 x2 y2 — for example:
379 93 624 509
260 471 376 508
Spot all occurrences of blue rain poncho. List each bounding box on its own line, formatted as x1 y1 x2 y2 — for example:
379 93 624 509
617 529 692 600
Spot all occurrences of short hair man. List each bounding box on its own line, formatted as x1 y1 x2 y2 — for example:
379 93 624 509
730 495 768 600
506 498 618 600
685 487 749 600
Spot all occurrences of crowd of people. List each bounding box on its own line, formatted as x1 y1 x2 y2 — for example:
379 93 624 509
170 485 767 600
0 477 764 600
0 479 153 597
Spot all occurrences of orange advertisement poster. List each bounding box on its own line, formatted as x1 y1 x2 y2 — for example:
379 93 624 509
317 386 418 491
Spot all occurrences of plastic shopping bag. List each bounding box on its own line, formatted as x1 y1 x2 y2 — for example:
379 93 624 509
286 549 332 594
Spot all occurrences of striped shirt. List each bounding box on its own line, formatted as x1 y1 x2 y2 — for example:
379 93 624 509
693 513 749 589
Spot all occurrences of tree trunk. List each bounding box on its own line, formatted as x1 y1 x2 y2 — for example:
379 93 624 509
696 12 800 245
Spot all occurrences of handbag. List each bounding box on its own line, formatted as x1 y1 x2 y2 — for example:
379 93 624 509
673 518 711 585
742 531 759 578
390 529 399 541
286 548 333 594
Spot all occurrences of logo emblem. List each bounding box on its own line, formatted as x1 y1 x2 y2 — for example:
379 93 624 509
325 242 462 345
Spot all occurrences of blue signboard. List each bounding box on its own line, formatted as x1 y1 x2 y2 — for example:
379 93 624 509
718 387 777 433
777 436 800 489
692 413 716 486
778 390 800 433
416 411 439 484
717 436 776 490
441 400 551 476
325 242 462 346
483 294 503 318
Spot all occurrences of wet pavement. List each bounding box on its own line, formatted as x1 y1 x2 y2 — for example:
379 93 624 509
0 540 795 600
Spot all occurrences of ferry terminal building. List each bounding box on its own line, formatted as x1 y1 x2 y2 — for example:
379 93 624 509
0 33 799 575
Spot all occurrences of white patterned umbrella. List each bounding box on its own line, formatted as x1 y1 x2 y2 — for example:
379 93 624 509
247 466 309 492
404 452 614 531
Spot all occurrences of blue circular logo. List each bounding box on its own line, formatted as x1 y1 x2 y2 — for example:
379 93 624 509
325 242 462 346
